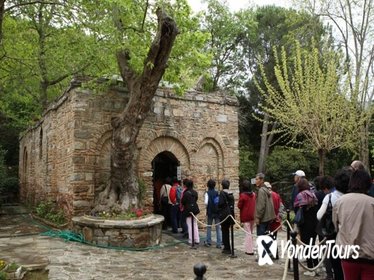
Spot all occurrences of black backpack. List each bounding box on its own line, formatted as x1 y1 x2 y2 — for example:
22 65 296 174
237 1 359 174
320 194 335 237
219 192 235 224
185 190 200 216
208 190 219 214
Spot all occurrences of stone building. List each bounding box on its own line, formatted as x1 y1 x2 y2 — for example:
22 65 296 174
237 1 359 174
19 81 239 220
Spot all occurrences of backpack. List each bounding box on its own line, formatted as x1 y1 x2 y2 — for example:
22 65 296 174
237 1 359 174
176 186 183 204
208 190 219 215
185 190 200 216
320 194 335 237
219 192 235 224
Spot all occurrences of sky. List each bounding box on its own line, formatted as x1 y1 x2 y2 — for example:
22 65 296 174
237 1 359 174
187 0 292 12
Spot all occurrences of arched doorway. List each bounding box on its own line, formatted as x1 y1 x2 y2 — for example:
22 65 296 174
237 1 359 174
151 151 179 214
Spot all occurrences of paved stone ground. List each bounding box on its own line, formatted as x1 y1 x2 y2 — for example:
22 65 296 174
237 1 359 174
0 204 325 279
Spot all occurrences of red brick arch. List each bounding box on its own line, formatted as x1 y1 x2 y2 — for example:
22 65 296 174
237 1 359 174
137 136 191 180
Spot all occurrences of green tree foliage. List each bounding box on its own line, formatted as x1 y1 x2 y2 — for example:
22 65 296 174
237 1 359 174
258 42 358 175
239 145 257 179
200 0 255 91
266 146 318 181
299 0 374 168
237 6 333 173
0 0 210 176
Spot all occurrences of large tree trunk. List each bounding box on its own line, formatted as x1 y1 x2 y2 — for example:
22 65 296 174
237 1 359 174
257 113 274 173
95 8 179 212
318 148 326 176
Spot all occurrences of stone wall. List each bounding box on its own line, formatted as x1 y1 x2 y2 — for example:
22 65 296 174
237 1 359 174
19 83 239 220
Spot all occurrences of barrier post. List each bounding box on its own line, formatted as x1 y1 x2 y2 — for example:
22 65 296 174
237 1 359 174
287 209 292 271
193 263 207 280
291 231 299 280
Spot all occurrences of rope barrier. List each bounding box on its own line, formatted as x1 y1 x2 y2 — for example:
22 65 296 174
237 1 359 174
282 255 290 280
294 235 328 272
189 212 285 238
12 207 329 276
190 211 330 276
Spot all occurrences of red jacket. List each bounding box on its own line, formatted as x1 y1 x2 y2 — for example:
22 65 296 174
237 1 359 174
271 191 282 216
238 192 256 222
269 191 283 231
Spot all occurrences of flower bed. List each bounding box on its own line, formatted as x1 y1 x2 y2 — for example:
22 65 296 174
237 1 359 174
72 214 164 248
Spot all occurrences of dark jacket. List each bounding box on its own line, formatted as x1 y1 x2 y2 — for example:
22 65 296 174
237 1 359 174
181 189 199 217
238 191 256 222
206 189 219 217
218 190 235 224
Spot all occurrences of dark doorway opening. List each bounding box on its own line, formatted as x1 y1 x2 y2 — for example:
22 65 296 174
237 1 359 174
152 151 179 214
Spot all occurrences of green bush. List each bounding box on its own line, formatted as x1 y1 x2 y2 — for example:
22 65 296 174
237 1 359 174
35 201 65 225
239 145 257 179
0 177 19 192
266 146 318 182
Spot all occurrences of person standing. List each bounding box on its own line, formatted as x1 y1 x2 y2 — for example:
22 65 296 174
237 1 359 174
317 168 352 280
255 173 276 236
179 180 188 237
333 169 374 280
290 170 306 211
315 175 336 280
204 179 222 248
266 182 283 260
169 177 180 234
218 179 235 254
159 177 172 230
294 178 319 277
181 179 200 245
238 179 256 255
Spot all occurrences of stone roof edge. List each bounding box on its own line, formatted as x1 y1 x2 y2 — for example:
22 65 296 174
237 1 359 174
155 87 239 107
19 78 238 140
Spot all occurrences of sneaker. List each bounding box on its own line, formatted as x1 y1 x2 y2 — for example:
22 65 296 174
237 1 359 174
204 241 211 247
303 271 316 277
216 245 222 249
222 249 231 254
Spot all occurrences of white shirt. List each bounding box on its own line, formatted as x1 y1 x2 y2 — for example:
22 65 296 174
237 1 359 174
317 190 343 220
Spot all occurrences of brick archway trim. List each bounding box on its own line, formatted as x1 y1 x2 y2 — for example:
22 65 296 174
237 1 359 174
138 136 191 176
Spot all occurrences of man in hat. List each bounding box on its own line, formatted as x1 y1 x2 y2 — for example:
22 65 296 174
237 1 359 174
290 170 305 212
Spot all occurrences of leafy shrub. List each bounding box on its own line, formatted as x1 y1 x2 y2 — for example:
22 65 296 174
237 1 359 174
0 177 19 193
35 201 65 225
239 145 257 179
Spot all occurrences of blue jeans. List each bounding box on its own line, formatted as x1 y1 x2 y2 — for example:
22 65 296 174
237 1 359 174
170 204 179 233
206 215 222 246
257 221 270 236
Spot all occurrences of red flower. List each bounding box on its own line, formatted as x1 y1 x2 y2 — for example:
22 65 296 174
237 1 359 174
135 209 143 217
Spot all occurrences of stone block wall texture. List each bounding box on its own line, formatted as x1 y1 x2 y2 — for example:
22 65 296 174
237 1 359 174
19 84 239 220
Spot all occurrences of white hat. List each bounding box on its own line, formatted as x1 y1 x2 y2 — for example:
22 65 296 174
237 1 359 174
293 170 305 177
264 182 272 189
